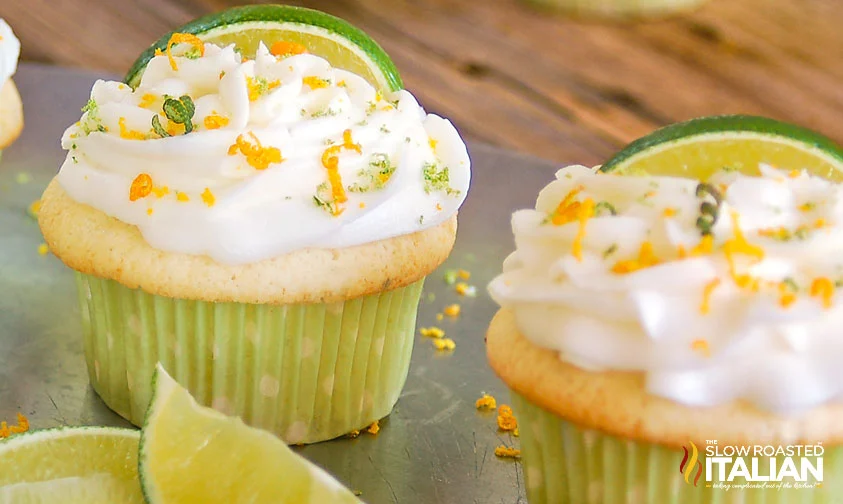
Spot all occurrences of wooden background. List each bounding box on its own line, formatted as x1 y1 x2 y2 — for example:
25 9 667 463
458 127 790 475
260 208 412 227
4 0 842 165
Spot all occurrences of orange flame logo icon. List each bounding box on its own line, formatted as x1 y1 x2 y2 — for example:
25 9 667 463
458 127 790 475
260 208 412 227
680 441 703 486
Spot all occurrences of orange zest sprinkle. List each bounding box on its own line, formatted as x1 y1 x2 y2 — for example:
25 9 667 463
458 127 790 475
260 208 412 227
366 420 380 435
38 243 49 255
662 207 677 217
677 244 688 259
151 185 170 198
723 212 764 289
0 413 29 438
788 169 801 178
319 129 362 215
814 218 827 229
611 241 660 274
246 76 281 101
550 185 585 226
359 201 366 209
798 203 815 212
228 132 284 170
779 287 797 308
700 278 721 315
494 446 521 459
497 405 518 432
203 114 230 130
269 40 307 57
201 187 215 207
444 304 461 317
433 338 456 351
429 138 439 151
166 33 204 71
571 198 595 261
176 191 190 202
147 208 154 216
129 173 154 201
758 227 790 240
419 327 445 339
691 339 711 358
436 203 443 211
302 76 329 89
139 93 157 109
458 269 471 280
476 394 497 410
810 277 835 309
118 117 147 140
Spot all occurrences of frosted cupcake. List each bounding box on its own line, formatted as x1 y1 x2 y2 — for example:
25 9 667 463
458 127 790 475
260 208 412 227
0 19 22 152
488 165 842 503
39 40 470 443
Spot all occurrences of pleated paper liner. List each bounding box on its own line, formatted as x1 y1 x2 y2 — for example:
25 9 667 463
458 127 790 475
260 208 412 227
520 0 708 18
511 392 841 504
76 272 424 444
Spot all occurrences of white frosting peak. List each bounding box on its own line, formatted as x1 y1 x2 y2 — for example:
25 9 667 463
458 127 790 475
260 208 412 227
0 19 20 86
57 42 470 264
489 164 843 414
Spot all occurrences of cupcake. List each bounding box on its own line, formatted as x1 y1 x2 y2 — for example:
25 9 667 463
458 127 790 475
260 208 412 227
38 38 470 444
0 19 22 153
487 164 842 503
521 0 708 18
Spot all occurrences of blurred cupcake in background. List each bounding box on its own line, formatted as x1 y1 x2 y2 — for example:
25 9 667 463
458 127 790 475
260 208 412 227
521 0 708 18
0 19 23 154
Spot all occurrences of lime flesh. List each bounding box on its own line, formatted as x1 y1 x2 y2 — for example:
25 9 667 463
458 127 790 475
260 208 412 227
599 115 843 181
139 365 362 504
124 5 401 92
0 428 143 503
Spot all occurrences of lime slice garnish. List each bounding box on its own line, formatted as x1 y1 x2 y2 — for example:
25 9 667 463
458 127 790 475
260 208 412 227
124 5 402 92
599 115 843 181
139 365 362 503
0 427 143 503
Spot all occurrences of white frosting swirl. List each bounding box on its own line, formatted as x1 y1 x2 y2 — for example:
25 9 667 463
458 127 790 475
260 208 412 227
489 165 843 414
57 42 470 264
0 19 20 85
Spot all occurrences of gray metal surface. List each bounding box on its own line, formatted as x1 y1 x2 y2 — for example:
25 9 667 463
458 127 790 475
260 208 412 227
0 64 559 503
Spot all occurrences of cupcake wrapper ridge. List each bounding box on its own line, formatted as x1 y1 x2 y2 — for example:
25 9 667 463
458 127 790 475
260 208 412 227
511 392 842 504
77 272 424 444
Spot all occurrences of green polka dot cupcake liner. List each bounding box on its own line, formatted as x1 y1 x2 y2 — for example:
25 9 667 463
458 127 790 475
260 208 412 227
511 392 842 504
75 272 424 444
520 0 708 18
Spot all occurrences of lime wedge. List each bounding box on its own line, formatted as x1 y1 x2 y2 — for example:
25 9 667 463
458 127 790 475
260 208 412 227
124 5 401 92
0 427 143 503
599 115 843 181
139 365 362 503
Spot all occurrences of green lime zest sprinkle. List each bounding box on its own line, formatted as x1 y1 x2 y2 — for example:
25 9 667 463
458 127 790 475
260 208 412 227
313 182 341 214
80 98 105 135
162 95 196 133
423 162 460 196
183 47 202 59
348 154 396 193
444 269 458 285
81 98 97 114
603 244 618 258
782 277 799 292
594 201 617 216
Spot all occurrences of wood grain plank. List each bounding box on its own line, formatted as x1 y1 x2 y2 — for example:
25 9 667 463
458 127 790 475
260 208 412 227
6 0 843 162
